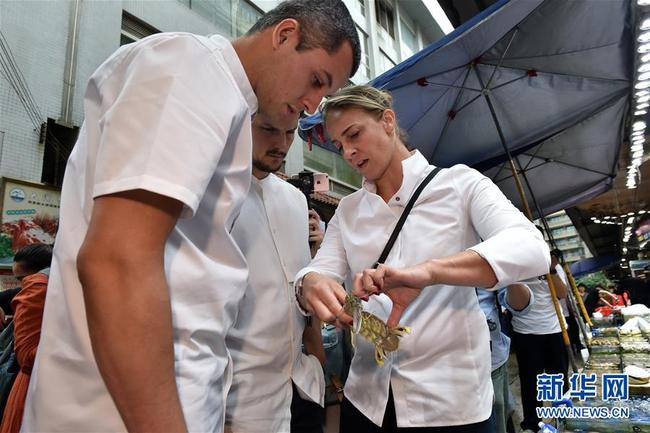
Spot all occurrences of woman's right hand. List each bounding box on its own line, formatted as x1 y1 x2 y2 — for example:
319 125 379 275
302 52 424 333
301 272 353 328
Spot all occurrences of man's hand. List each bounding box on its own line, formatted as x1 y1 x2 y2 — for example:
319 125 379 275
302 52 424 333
308 210 324 257
353 262 432 328
300 272 352 328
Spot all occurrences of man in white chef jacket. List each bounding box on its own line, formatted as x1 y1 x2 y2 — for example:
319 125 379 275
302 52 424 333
226 113 326 433
20 1 360 432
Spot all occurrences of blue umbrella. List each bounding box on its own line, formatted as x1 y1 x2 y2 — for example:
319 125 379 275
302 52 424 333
299 0 633 219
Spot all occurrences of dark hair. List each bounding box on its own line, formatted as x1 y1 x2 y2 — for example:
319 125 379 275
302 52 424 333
247 0 361 77
14 243 53 274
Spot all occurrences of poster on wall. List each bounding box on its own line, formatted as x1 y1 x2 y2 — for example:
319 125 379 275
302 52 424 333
0 269 19 292
0 178 60 268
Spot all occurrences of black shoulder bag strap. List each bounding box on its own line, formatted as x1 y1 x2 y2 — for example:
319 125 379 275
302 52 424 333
373 166 442 269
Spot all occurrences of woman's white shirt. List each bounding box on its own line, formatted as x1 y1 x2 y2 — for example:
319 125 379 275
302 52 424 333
295 151 550 427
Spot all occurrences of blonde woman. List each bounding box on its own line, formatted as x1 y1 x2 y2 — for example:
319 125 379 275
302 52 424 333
295 85 549 432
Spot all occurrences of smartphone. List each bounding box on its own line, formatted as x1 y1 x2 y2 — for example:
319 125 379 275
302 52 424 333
313 173 330 192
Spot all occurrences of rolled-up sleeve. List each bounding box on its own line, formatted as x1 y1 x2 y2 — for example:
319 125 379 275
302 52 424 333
91 34 240 218
453 166 550 289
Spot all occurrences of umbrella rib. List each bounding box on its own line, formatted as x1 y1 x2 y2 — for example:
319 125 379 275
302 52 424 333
485 27 520 89
407 67 469 135
489 74 529 91
519 137 548 172
418 80 482 93
493 159 547 183
516 155 555 223
381 64 470 93
490 161 511 183
516 90 626 176
481 60 629 85
451 93 483 115
485 40 621 63
519 152 614 177
429 67 473 161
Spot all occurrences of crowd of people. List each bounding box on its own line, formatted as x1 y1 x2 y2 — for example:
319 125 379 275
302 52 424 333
0 1 642 433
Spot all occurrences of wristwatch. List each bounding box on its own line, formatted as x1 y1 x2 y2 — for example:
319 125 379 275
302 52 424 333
295 275 312 317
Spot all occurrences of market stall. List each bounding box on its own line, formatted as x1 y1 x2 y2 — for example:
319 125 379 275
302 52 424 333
559 306 650 432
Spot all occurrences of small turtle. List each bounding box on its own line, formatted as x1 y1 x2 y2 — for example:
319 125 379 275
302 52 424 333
343 294 411 366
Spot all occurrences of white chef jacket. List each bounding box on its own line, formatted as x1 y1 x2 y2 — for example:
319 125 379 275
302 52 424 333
22 33 256 433
295 151 550 427
510 265 569 335
226 174 324 433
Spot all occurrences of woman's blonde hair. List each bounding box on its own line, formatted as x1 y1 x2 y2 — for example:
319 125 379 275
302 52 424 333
320 85 410 146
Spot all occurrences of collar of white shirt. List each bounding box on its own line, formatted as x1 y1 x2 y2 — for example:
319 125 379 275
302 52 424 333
361 150 432 203
209 35 258 117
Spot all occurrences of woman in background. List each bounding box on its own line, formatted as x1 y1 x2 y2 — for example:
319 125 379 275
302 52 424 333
1 243 52 433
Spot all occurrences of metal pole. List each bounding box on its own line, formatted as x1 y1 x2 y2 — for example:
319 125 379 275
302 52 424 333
564 263 593 328
566 278 590 351
60 0 82 126
475 70 577 372
518 171 593 329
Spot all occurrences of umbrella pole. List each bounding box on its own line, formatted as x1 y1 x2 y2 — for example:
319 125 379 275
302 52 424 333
545 273 578 372
533 213 591 360
514 166 594 332
563 263 593 328
566 283 590 356
509 159 589 373
479 90 577 373
515 168 593 333
506 159 533 219
528 197 592 329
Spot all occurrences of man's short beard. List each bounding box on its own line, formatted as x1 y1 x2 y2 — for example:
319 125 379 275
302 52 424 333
253 158 282 175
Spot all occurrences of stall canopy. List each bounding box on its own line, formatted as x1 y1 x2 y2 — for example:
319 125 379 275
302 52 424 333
570 255 620 279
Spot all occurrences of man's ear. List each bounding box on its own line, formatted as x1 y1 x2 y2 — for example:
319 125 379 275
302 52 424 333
271 18 300 50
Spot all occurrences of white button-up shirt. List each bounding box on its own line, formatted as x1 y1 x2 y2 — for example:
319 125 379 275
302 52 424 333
296 151 550 427
226 174 324 432
22 33 256 433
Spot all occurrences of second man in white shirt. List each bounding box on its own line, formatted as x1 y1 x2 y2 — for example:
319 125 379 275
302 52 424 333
226 113 326 433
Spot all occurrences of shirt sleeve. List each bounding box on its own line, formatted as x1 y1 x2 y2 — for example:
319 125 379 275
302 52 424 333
90 34 244 217
452 166 550 289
